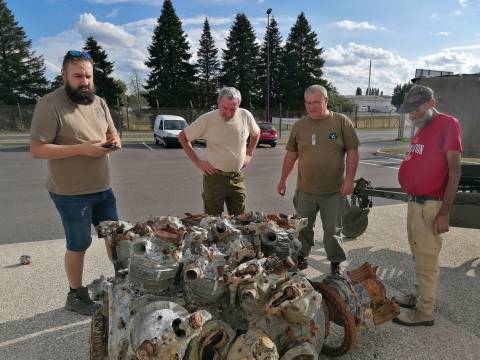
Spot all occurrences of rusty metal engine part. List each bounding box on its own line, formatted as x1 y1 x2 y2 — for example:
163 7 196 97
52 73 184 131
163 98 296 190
128 235 182 294
90 308 107 360
311 262 400 357
262 273 325 356
19 255 31 265
92 215 396 360
182 243 228 307
130 302 212 360
226 329 279 360
184 319 235 360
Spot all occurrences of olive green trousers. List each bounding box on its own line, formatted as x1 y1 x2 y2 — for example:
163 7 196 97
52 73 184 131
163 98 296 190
202 170 246 216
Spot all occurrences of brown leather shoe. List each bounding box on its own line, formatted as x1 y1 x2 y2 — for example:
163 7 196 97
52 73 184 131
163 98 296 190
394 294 417 309
330 262 341 274
393 309 434 327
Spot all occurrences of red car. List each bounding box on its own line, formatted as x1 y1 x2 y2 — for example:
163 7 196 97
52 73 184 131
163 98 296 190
257 122 278 147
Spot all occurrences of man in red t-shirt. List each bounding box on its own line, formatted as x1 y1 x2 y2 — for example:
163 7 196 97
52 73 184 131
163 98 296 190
394 85 462 326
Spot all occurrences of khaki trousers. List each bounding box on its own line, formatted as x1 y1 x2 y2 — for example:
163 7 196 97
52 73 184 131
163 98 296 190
407 200 443 318
202 171 246 216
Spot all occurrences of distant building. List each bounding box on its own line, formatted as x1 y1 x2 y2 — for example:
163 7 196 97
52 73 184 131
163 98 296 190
415 74 479 157
345 95 395 112
415 69 454 78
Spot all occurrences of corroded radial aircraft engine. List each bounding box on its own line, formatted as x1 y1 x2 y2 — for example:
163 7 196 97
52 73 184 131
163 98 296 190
90 212 398 359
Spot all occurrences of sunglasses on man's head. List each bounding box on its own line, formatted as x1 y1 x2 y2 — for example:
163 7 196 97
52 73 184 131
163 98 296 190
66 50 91 59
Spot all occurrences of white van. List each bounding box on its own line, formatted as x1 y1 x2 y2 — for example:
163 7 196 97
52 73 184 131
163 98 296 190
153 115 188 147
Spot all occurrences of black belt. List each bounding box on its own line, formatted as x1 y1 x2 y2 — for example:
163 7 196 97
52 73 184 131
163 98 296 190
408 195 443 204
214 169 240 177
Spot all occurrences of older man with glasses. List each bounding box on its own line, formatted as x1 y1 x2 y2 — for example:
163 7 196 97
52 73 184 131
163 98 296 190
30 50 121 315
179 87 260 216
277 84 359 272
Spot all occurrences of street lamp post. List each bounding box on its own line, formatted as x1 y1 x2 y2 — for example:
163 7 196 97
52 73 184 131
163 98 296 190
266 8 272 122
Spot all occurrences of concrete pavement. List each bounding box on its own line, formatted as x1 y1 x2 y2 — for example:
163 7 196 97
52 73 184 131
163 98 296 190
1 204 479 360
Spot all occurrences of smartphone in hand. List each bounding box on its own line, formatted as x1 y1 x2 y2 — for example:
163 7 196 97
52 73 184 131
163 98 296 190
101 143 118 149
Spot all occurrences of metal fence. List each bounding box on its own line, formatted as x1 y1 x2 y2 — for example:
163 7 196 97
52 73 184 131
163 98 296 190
0 105 35 131
0 104 398 133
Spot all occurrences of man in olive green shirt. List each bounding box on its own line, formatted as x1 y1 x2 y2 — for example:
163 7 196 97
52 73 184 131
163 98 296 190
277 85 359 272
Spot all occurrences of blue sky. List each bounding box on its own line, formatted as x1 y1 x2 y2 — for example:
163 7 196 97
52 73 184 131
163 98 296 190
6 0 480 95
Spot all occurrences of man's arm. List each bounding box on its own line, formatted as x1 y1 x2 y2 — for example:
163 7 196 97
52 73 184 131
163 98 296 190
277 151 299 196
340 148 359 196
106 131 122 149
30 139 110 159
433 150 461 235
243 133 260 168
178 131 215 175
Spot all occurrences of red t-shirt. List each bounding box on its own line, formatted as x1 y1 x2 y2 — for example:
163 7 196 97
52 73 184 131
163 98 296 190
398 113 462 197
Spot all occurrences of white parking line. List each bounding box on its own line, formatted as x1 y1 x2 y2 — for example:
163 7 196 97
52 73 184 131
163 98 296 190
360 161 399 170
0 320 90 348
142 142 154 151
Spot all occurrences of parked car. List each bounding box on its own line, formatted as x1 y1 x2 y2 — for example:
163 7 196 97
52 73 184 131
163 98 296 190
153 115 188 148
257 122 278 147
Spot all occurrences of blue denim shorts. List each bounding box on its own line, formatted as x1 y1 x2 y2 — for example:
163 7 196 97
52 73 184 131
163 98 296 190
49 188 118 251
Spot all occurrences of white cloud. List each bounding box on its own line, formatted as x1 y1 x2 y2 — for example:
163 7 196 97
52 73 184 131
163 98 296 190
442 43 480 51
431 13 437 18
106 8 119 19
453 9 462 15
34 30 85 77
35 12 480 97
77 13 136 47
459 0 468 7
86 0 163 4
335 20 383 31
324 43 414 95
123 18 157 30
181 16 232 26
325 41 480 94
420 50 480 74
436 32 450 36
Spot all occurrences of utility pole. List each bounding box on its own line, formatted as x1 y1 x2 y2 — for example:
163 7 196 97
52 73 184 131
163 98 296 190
266 8 272 122
367 59 372 96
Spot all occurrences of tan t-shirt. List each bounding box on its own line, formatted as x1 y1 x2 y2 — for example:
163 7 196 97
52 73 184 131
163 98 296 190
286 112 359 194
30 86 117 195
184 108 260 172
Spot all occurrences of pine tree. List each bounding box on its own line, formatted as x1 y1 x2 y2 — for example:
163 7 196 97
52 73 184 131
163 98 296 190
49 75 64 92
220 13 261 109
355 87 362 96
196 18 220 109
83 37 124 106
145 0 196 107
0 0 48 104
259 16 283 112
279 12 326 110
391 82 412 109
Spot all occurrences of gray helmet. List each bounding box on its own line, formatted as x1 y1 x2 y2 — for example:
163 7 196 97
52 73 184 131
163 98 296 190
342 205 369 238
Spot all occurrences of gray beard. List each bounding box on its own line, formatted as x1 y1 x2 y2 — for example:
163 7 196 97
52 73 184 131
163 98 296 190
414 109 435 128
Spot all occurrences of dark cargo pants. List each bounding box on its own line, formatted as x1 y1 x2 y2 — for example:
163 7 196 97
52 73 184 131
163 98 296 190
202 170 246 216
293 189 347 263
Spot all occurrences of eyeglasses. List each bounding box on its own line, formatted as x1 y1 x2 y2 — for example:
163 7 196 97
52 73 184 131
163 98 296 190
65 50 91 60
305 100 324 107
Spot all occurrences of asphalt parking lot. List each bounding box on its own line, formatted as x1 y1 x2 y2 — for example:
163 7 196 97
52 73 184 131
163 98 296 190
0 136 479 359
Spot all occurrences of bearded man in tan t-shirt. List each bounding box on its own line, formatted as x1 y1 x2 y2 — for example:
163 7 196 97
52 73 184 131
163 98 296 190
179 87 260 215
30 50 121 316
277 85 359 273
